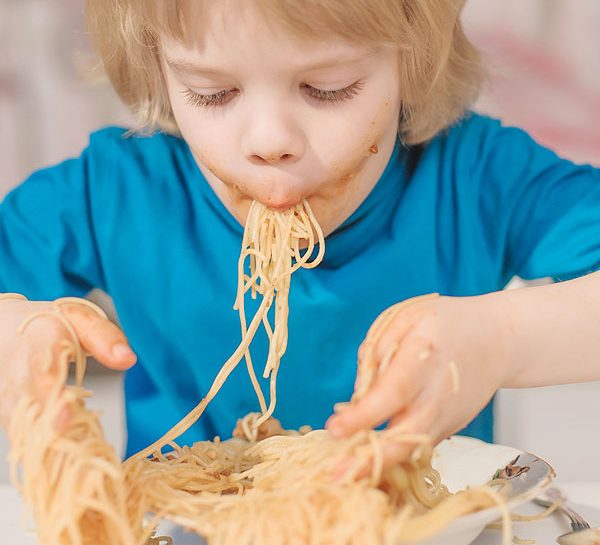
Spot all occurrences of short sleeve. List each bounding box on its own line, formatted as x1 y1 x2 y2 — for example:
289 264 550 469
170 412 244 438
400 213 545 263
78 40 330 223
471 117 600 281
0 145 105 300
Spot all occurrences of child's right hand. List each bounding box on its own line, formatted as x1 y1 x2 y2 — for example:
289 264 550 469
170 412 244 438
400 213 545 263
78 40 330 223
0 296 136 429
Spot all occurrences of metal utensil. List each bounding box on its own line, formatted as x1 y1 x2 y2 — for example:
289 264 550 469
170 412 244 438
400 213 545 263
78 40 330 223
534 487 600 545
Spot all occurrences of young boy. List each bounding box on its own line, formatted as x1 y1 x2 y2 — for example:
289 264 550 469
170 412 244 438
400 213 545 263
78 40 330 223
0 0 599 465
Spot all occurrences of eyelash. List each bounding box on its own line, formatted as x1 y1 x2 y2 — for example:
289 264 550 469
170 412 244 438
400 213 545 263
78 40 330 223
181 80 365 109
302 80 365 103
182 88 239 108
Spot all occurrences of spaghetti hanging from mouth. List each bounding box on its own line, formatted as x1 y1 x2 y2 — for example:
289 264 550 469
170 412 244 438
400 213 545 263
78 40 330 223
133 199 325 459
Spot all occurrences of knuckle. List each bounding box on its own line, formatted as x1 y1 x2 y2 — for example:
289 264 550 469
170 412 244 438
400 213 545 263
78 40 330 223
24 314 71 345
59 301 90 319
357 341 367 362
362 384 400 419
352 397 383 428
51 303 119 356
383 442 412 466
103 322 125 346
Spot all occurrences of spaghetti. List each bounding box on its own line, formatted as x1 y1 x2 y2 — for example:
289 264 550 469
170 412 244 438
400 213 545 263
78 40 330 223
7 199 513 545
7 301 152 545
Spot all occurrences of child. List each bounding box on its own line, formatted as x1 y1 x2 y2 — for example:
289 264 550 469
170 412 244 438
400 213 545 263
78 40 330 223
0 0 599 467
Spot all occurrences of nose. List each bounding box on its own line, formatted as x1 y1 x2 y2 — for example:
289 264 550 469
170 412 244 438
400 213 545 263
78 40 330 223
241 102 305 166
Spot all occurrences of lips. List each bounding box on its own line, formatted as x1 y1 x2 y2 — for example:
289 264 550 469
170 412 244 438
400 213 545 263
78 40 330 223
227 173 320 210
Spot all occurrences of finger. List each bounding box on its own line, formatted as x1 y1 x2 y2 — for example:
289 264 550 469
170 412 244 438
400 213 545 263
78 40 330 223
331 455 358 481
332 400 433 482
330 409 412 482
33 369 73 433
59 302 137 370
381 385 445 468
327 335 431 438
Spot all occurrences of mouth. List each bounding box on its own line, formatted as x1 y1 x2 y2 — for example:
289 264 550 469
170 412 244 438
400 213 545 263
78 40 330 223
262 198 304 211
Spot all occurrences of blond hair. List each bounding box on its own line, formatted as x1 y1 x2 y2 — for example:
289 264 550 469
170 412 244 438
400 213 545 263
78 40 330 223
85 0 481 145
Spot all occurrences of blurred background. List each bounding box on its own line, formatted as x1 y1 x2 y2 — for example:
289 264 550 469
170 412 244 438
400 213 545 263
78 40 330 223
0 0 599 485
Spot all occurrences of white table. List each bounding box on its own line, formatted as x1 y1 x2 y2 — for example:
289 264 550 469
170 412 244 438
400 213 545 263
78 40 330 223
1 482 599 544
474 482 600 545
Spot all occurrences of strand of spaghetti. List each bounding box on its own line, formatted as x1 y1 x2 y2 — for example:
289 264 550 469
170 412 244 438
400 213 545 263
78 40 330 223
261 210 295 379
234 200 304 413
130 290 274 460
254 362 279 428
295 200 325 268
236 200 321 420
510 501 559 521
9 308 148 545
236 240 268 414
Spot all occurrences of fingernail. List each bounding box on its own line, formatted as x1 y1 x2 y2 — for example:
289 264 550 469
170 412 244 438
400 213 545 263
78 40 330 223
333 402 350 413
327 419 345 439
112 343 135 359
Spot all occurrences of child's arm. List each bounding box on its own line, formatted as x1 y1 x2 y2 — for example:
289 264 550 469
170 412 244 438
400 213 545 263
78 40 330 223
327 114 600 463
493 270 600 387
326 271 600 463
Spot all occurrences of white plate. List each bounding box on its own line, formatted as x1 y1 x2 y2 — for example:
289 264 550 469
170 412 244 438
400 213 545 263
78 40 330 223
421 436 555 545
156 436 555 545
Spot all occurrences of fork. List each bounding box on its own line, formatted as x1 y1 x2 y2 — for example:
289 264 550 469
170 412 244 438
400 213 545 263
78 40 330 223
534 487 591 531
533 487 600 545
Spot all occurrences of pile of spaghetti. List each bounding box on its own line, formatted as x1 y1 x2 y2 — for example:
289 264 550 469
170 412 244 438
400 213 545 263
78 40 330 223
7 200 510 545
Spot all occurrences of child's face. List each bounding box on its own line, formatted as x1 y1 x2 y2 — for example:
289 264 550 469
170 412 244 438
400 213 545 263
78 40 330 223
161 3 401 235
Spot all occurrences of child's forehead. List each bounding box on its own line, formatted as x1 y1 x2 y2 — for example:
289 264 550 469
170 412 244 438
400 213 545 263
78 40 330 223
148 0 406 49
161 6 390 71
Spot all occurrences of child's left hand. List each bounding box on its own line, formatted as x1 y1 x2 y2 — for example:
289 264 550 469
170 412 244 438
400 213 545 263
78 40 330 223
325 292 513 465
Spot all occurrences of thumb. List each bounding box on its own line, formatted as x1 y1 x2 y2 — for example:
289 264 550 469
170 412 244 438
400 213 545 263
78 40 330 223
58 301 137 370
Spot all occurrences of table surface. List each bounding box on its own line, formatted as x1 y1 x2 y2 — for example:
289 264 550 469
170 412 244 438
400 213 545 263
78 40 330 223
1 481 599 544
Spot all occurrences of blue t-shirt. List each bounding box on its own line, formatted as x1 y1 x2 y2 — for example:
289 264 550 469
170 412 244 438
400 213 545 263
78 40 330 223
1 113 599 457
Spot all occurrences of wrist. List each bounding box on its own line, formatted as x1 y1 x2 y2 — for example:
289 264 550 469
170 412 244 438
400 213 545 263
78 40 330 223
468 289 525 389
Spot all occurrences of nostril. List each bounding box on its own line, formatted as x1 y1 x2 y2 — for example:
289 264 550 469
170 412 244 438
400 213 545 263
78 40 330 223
251 155 266 164
250 153 294 165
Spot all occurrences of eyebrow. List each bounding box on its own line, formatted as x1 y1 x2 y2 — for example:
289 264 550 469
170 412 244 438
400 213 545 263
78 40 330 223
164 48 380 76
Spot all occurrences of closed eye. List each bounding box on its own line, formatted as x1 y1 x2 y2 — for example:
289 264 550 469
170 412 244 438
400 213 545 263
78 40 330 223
181 79 365 109
181 88 240 108
301 80 365 104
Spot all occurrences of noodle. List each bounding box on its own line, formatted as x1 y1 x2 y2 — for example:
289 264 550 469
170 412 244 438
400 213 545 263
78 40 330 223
7 199 516 545
132 200 324 459
8 304 153 545
513 537 536 545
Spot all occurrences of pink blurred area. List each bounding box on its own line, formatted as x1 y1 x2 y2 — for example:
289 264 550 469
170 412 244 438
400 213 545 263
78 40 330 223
463 0 600 166
0 0 598 195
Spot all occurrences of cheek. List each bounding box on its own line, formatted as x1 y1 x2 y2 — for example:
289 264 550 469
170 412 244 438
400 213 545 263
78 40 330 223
168 81 236 170
320 101 393 187
176 116 240 184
